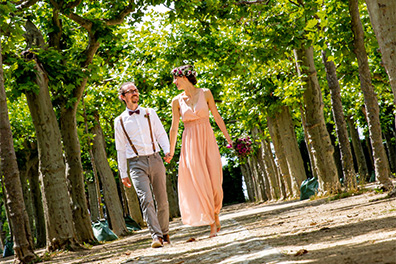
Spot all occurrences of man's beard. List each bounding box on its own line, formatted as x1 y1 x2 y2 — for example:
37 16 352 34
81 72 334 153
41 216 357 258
131 95 139 103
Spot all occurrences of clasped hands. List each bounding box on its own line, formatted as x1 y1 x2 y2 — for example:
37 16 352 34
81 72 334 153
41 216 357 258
163 152 173 163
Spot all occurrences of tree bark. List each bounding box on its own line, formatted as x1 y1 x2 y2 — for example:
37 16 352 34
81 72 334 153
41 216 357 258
29 161 46 248
122 182 145 227
365 0 396 106
23 19 80 252
276 106 306 195
166 171 180 219
19 163 35 244
261 138 282 200
255 144 272 201
91 114 128 236
347 118 370 183
383 130 396 173
0 37 37 262
87 180 101 222
59 108 96 244
25 65 80 252
294 47 341 194
248 155 267 202
299 106 317 179
322 51 357 190
251 128 273 201
267 115 293 197
348 0 394 190
240 163 255 202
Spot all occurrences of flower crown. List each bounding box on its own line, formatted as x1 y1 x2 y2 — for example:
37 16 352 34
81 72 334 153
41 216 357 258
171 66 197 77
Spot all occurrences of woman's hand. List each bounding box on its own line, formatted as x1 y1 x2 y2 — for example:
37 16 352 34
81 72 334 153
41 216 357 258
164 152 173 163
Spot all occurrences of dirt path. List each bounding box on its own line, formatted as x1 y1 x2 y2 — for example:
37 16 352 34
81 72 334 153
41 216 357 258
1 187 396 264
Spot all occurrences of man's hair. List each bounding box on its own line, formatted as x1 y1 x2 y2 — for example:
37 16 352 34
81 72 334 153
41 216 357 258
118 82 136 103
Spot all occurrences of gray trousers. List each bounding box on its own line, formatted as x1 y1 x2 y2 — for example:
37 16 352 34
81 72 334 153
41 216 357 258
128 152 169 239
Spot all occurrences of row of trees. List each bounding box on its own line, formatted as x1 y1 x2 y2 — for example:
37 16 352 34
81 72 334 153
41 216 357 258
0 0 396 263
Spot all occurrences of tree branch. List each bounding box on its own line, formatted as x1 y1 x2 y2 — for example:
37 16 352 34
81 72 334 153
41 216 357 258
235 0 270 5
66 0 82 9
105 3 136 26
15 0 40 10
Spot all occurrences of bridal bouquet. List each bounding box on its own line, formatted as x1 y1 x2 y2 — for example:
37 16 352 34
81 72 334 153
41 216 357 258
228 137 252 158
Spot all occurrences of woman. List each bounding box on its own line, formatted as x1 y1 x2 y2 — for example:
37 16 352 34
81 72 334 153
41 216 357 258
168 65 233 237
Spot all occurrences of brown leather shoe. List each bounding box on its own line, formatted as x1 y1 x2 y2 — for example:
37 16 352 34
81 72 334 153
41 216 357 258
151 237 163 248
163 234 171 244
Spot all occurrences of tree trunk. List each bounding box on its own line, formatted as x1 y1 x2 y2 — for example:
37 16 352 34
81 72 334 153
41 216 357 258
249 155 267 202
82 97 105 220
267 113 293 197
166 170 180 219
294 47 341 194
0 37 37 262
23 19 80 252
299 106 317 179
261 138 282 200
365 0 396 106
322 51 357 190
59 108 96 244
91 114 128 236
29 162 46 248
87 180 100 222
347 116 370 183
122 182 145 227
276 106 306 195
25 66 80 252
256 144 272 201
251 128 272 200
348 0 394 190
240 163 255 202
383 130 396 173
19 164 35 244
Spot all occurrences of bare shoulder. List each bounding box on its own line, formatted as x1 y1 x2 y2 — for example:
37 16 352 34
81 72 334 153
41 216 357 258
201 88 211 94
202 88 214 101
171 95 181 107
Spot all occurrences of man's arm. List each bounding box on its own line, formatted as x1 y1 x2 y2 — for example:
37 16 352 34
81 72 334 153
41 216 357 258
114 116 131 187
150 109 170 155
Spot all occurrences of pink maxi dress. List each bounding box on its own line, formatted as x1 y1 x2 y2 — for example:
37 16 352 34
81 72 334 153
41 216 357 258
177 88 223 226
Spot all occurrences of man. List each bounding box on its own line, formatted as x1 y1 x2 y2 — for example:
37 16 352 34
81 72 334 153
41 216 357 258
114 82 172 248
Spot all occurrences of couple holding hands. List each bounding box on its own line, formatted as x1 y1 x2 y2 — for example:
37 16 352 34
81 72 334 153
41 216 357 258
114 65 232 248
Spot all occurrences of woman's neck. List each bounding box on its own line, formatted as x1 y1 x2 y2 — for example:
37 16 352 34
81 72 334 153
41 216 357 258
183 83 198 97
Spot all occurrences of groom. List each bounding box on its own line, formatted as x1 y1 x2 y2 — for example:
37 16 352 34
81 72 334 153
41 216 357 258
114 82 172 248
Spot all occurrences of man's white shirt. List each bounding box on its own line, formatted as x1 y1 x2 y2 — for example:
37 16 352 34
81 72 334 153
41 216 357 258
115 106 170 179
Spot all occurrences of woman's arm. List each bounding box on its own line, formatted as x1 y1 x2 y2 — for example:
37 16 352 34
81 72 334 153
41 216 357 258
204 89 232 145
169 97 181 158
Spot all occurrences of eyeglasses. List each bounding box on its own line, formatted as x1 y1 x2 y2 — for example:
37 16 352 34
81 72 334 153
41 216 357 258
123 89 139 95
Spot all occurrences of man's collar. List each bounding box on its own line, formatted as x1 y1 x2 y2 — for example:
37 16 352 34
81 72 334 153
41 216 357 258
126 105 140 112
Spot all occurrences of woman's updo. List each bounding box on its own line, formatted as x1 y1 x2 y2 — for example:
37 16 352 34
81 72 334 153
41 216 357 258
171 65 197 85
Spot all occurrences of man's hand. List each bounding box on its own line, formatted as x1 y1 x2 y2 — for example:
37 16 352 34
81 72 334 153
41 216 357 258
164 152 173 164
122 177 132 188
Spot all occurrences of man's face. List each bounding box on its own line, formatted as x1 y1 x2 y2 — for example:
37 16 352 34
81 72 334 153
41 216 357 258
122 85 139 104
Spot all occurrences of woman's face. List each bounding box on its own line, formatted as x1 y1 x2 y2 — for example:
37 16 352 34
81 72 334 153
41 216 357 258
173 76 185 90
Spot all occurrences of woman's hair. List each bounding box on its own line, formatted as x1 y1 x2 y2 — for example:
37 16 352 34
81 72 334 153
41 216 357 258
171 65 197 85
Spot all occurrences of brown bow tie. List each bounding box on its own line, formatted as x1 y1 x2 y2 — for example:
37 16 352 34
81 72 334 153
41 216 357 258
129 109 140 115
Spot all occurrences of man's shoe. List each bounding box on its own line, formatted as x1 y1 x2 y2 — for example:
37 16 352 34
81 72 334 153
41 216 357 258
163 234 171 244
151 237 163 248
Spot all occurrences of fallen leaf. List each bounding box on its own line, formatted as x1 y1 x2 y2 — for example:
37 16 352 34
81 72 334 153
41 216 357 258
294 249 308 256
186 238 196 242
125 251 131 255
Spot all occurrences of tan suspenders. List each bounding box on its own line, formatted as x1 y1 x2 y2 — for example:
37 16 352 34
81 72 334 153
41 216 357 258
119 108 156 157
